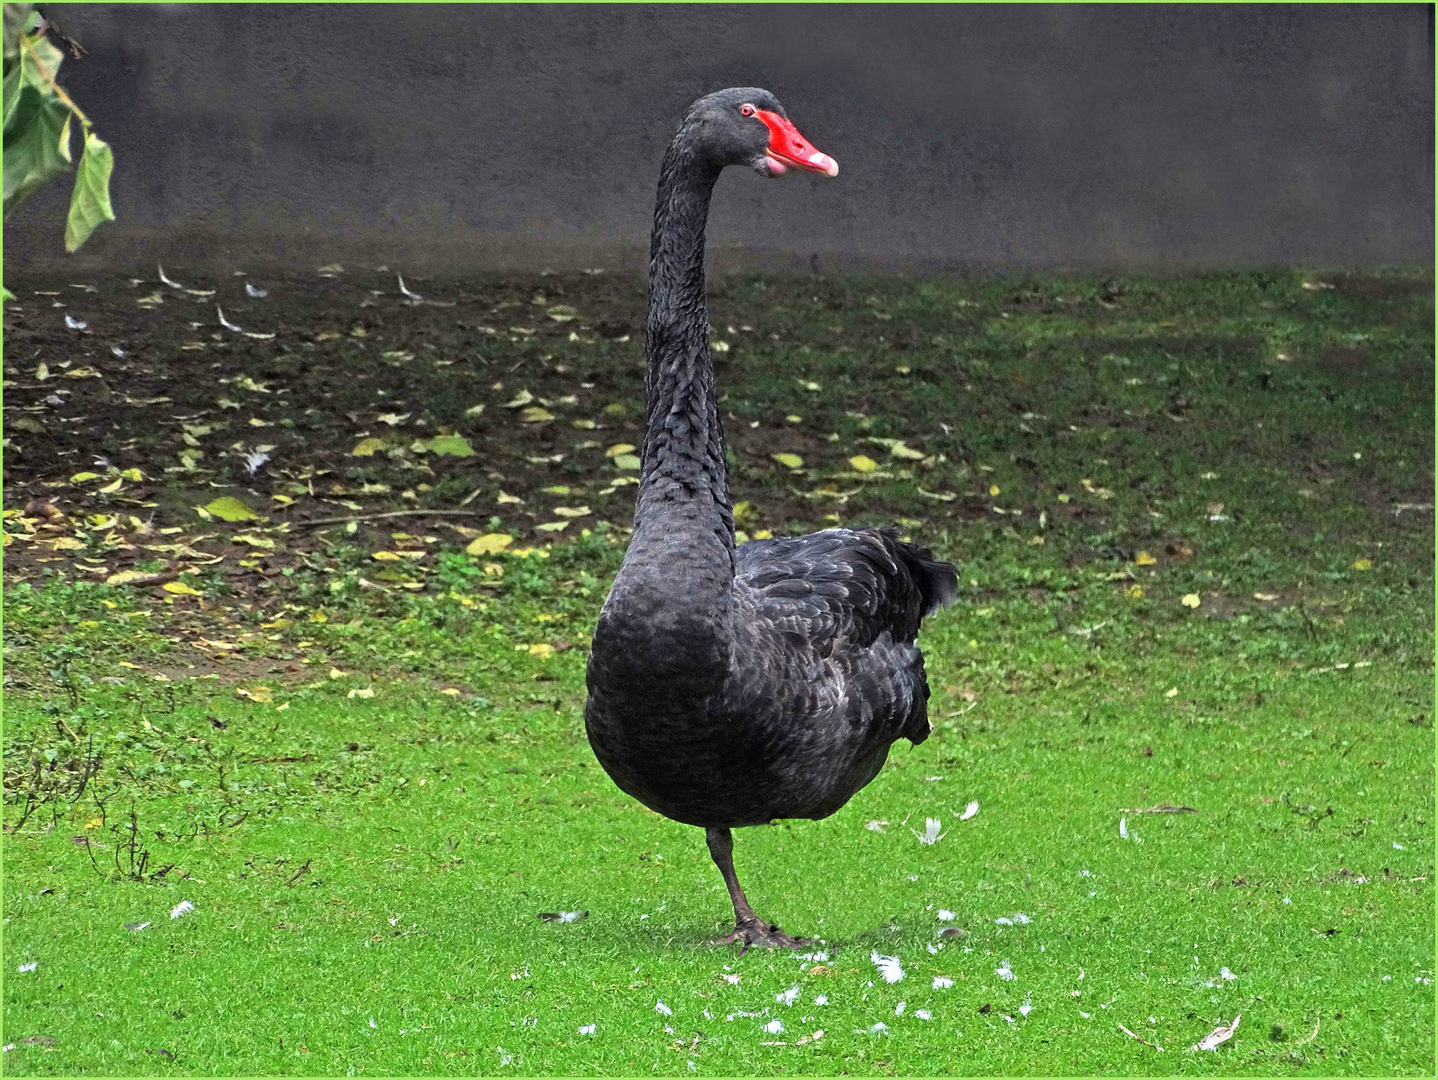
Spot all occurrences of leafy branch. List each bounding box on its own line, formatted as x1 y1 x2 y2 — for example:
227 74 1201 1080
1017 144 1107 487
2 3 113 253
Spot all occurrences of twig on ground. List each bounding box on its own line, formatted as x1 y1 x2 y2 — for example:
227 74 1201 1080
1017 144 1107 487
293 509 489 528
1117 1022 1164 1051
1292 1014 1320 1047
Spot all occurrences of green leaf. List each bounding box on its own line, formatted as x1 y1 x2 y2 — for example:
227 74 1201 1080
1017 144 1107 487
2 87 70 218
424 434 474 457
65 132 115 251
201 496 261 522
772 452 805 470
3 6 39 61
18 32 63 91
2 61 22 130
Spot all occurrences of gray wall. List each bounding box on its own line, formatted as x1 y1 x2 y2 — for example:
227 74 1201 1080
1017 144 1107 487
7 4 1433 275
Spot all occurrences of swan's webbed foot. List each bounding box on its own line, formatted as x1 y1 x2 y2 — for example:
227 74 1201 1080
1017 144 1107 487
719 917 809 957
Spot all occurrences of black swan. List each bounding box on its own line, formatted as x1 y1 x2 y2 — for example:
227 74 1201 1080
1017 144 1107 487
584 88 958 952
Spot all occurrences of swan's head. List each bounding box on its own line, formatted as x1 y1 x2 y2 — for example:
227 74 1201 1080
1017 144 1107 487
684 87 838 179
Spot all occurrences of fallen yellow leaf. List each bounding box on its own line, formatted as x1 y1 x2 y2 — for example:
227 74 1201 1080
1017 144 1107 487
849 455 878 473
527 643 555 659
162 580 202 596
236 686 273 704
1135 551 1157 566
503 389 535 408
202 496 260 522
466 533 514 556
351 438 387 457
1181 593 1201 608
606 443 636 458
773 453 804 469
1352 558 1373 571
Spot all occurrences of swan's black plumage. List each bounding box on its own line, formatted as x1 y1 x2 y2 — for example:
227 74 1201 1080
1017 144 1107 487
584 88 957 950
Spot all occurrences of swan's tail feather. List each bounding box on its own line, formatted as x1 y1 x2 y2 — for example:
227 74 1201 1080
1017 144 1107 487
889 537 959 618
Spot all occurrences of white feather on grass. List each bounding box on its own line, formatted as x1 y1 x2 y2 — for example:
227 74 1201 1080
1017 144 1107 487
870 951 905 984
1191 1014 1241 1051
913 817 946 844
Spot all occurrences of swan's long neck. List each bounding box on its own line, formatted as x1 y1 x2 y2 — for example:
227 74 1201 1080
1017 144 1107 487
592 130 735 694
636 136 733 545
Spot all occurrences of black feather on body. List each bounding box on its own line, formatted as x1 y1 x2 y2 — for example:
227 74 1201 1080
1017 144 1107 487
584 88 959 832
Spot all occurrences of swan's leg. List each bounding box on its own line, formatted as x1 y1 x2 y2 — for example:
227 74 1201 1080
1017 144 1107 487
705 826 808 955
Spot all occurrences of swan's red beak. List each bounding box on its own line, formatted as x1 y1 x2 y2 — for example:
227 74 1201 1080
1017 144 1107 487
757 110 838 177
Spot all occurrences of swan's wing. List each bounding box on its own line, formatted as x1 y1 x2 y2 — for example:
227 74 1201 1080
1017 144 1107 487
726 528 956 760
733 527 956 648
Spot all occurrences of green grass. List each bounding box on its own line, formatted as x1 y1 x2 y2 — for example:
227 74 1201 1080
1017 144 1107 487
3 268 1433 1074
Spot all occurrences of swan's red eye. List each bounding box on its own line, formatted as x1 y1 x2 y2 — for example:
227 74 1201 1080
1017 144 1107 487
739 104 755 117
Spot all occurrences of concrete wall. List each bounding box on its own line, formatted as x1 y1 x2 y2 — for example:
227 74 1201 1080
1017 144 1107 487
6 3 1433 275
